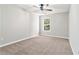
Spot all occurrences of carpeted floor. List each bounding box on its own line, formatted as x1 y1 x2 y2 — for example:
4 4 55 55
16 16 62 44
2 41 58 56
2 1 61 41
0 36 73 55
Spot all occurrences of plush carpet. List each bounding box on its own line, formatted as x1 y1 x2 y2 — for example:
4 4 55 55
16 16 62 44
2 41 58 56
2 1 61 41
0 36 73 55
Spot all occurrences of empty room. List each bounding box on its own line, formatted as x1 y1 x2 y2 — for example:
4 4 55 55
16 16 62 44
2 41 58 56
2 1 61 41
0 4 79 55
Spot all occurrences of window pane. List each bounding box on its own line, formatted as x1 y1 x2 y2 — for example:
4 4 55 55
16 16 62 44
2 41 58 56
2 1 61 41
44 25 50 30
44 19 50 24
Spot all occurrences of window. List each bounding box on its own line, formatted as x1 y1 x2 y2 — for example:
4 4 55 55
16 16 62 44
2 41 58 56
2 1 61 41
44 19 50 31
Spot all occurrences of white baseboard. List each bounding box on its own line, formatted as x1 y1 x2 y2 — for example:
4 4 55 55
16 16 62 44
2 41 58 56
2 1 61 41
0 35 38 48
69 39 74 54
52 36 69 39
40 34 69 39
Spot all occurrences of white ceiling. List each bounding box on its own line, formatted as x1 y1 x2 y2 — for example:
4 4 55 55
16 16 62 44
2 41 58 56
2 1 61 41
17 4 70 14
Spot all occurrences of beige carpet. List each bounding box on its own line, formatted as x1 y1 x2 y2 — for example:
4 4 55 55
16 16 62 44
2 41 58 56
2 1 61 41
0 36 73 55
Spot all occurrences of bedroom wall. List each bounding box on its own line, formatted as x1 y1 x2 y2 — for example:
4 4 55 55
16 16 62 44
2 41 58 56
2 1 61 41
69 4 79 54
39 12 69 39
0 5 1 40
0 5 39 46
29 13 39 36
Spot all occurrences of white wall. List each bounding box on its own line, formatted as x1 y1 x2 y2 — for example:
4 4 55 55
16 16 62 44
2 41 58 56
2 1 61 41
39 13 69 39
0 5 39 46
69 4 79 54
29 13 39 36
0 5 1 40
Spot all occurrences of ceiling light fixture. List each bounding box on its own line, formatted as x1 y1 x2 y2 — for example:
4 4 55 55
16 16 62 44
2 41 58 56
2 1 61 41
39 4 52 11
